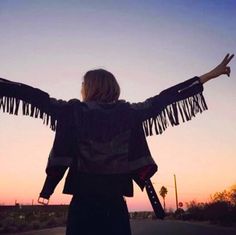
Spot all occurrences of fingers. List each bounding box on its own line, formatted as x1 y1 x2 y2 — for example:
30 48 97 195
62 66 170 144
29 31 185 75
227 54 235 64
226 66 231 77
222 53 234 65
222 66 231 77
38 197 49 205
222 53 230 64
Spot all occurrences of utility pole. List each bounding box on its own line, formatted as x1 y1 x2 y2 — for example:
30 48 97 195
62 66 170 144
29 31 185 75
174 174 179 211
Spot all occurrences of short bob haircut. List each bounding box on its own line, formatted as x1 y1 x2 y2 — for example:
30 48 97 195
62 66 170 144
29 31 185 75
82 69 120 103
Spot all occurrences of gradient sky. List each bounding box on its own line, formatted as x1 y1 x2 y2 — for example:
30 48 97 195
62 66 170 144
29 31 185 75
0 0 235 211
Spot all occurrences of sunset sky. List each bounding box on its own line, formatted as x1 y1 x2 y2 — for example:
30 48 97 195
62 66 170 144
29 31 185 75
0 0 235 211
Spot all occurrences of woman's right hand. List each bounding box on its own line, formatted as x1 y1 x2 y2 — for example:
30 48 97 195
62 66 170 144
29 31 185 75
200 53 234 84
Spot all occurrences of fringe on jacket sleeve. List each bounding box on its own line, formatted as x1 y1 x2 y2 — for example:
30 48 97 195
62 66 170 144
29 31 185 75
0 77 67 131
130 76 208 137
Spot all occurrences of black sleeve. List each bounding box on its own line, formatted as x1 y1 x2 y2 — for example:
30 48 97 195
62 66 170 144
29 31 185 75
39 104 77 199
0 77 70 130
130 76 208 136
39 166 68 199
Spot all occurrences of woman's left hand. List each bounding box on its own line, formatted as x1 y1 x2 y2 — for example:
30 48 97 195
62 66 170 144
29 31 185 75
38 196 49 205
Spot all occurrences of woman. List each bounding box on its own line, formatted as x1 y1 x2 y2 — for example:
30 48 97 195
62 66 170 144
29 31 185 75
0 53 234 235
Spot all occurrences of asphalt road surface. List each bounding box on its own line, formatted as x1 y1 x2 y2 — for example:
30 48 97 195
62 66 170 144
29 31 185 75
10 220 236 235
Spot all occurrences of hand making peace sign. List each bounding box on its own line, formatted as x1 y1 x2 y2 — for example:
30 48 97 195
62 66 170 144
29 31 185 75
200 53 234 84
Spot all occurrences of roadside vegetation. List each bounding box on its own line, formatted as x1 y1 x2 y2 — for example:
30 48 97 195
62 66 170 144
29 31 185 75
1 187 235 233
0 205 67 233
174 187 236 226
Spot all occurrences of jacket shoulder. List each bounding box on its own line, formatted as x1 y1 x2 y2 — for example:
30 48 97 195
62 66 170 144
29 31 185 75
68 98 81 105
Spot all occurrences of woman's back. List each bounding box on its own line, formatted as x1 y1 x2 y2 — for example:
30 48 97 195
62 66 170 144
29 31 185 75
57 99 142 198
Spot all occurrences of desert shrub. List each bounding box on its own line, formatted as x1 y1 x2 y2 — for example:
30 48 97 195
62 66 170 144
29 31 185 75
204 201 230 221
186 201 205 221
184 192 236 226
1 225 18 233
0 205 69 233
2 217 15 227
39 213 50 222
31 220 41 230
46 217 57 227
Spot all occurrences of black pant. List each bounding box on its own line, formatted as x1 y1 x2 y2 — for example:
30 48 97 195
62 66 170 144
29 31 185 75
66 194 132 235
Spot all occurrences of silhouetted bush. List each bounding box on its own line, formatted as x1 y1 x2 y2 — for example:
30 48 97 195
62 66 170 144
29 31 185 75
185 201 205 221
204 201 230 222
31 221 41 230
129 211 155 219
184 188 236 226
0 205 68 233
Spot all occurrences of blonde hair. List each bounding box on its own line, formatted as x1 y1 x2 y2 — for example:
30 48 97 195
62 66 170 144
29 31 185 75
83 69 120 102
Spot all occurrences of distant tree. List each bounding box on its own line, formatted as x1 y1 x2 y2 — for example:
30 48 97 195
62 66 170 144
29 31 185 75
230 189 236 205
230 184 236 190
210 185 236 206
159 186 168 211
229 185 236 205
211 190 230 203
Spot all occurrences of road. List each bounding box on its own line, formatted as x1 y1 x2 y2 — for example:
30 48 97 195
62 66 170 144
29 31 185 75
131 220 236 235
9 220 236 235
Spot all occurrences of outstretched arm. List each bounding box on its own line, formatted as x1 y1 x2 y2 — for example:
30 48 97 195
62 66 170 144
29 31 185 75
200 53 234 84
0 78 71 130
130 53 234 136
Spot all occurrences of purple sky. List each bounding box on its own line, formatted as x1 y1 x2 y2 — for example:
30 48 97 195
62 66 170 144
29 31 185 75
0 0 235 210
